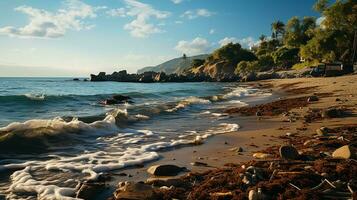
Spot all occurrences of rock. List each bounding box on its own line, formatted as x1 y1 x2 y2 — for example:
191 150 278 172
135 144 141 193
76 182 105 200
73 78 80 81
237 147 244 152
316 127 329 136
147 164 186 176
307 95 319 102
248 188 264 200
336 98 341 101
279 145 299 160
112 95 131 102
321 108 343 118
229 147 243 152
191 161 208 167
286 132 296 137
146 177 185 187
332 145 351 159
252 153 273 159
113 182 154 200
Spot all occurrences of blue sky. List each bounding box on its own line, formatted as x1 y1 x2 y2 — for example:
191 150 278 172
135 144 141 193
0 0 319 77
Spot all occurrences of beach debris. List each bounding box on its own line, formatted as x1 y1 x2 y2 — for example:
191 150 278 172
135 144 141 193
191 161 208 167
113 182 154 200
147 164 186 176
279 145 299 160
229 147 244 152
248 188 264 200
307 95 319 102
210 191 233 198
316 127 329 136
332 145 352 159
253 153 273 159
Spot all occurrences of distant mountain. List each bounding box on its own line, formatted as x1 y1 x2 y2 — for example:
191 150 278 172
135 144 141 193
137 54 208 74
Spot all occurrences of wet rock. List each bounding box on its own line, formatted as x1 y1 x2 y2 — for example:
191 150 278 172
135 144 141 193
279 145 299 160
307 95 319 102
113 182 154 200
112 95 131 102
73 78 80 81
332 145 351 159
248 188 264 200
76 182 106 200
252 153 273 159
147 164 186 176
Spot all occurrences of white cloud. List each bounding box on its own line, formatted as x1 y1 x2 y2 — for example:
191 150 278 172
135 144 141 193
108 0 170 38
175 20 183 24
171 0 183 4
218 37 238 47
106 8 126 17
0 0 101 38
174 37 211 55
238 37 259 49
219 36 259 49
209 29 215 34
181 9 215 19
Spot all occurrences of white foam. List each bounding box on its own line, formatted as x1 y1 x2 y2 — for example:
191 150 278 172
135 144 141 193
24 93 45 100
166 97 211 112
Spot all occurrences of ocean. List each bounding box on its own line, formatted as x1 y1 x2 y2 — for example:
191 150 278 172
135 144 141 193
0 77 271 199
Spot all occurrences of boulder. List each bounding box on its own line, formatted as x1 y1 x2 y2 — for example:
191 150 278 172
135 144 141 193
332 145 352 159
147 164 186 176
279 145 299 160
113 182 154 200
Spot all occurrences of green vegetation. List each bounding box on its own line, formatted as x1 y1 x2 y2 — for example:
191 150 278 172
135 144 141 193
186 0 356 76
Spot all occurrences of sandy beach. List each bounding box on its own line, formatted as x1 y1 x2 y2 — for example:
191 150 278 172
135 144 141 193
105 74 357 199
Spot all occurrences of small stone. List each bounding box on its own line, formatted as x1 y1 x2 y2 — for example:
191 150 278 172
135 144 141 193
336 98 341 101
76 182 105 200
332 145 351 159
321 108 343 118
237 147 244 152
252 153 273 159
191 161 208 167
307 95 319 102
279 145 299 160
286 132 296 137
316 127 328 136
147 165 186 176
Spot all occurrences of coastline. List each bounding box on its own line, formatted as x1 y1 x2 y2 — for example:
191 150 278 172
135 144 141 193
104 74 357 200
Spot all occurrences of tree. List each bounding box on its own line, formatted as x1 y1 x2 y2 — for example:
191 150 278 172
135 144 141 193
235 61 260 75
183 54 187 59
259 34 267 42
272 47 300 68
283 16 316 48
191 59 205 68
210 42 257 66
271 20 285 40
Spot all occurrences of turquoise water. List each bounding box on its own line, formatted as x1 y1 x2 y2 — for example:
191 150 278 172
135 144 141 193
0 77 271 199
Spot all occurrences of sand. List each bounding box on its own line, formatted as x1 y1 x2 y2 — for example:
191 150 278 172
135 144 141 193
104 74 357 199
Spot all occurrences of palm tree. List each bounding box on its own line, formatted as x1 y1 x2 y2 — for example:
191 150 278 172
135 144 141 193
271 21 285 40
259 34 267 42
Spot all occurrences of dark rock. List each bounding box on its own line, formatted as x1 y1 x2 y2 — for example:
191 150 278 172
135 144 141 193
147 164 186 176
146 177 185 187
336 98 341 101
307 95 319 102
112 95 131 102
316 127 329 136
279 145 299 160
321 108 343 118
73 78 80 81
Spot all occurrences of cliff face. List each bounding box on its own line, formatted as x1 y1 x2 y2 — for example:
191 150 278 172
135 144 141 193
187 61 237 80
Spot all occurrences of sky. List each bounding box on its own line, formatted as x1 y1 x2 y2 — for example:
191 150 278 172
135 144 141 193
0 0 320 77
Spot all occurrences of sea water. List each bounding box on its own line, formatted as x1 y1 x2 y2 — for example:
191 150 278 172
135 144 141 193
0 77 271 199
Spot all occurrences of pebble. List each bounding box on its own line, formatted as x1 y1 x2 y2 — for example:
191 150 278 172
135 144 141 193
316 127 328 136
279 145 299 160
253 153 273 159
332 145 351 159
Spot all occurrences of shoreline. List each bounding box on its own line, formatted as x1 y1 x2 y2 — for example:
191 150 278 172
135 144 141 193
103 74 357 200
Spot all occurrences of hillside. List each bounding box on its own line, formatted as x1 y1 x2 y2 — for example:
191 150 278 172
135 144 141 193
137 54 208 74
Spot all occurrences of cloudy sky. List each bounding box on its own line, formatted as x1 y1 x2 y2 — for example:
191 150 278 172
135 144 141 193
0 0 319 77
